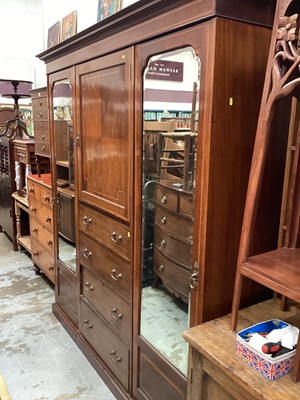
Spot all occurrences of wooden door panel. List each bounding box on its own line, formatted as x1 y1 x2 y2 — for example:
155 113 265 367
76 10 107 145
77 48 133 221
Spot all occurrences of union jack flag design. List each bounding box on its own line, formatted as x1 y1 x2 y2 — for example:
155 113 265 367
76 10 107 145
236 340 295 380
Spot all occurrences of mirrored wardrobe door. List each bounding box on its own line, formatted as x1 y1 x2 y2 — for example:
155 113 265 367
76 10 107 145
50 71 76 274
140 46 200 376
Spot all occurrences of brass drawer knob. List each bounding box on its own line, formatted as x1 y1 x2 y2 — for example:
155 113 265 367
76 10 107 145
38 112 43 117
43 194 50 201
111 308 123 320
159 264 164 272
160 239 166 247
110 232 122 243
161 195 167 204
111 269 122 281
84 282 94 292
110 350 121 364
83 319 93 330
82 216 92 226
32 227 38 233
48 265 54 271
45 216 51 223
161 216 167 224
30 206 36 212
47 239 53 246
29 187 34 193
83 248 92 259
33 251 39 256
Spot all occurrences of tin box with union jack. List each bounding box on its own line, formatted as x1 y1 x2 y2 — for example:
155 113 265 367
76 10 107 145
236 319 296 380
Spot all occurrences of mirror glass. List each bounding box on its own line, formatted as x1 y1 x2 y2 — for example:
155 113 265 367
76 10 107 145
53 79 76 273
140 47 200 375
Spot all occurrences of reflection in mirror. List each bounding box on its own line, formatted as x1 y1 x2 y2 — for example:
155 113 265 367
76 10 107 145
141 47 200 375
53 79 76 273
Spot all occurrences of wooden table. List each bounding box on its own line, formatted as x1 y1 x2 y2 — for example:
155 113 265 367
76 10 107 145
183 299 300 400
12 191 31 253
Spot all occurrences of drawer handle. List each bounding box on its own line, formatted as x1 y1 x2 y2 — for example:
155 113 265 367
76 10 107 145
41 135 45 139
159 264 164 272
160 239 166 247
83 319 93 330
47 239 53 246
84 282 94 292
111 308 123 320
43 194 50 202
29 187 34 193
111 269 122 281
82 216 92 226
161 195 167 204
83 248 92 259
32 227 38 233
30 206 36 212
42 146 46 151
39 112 43 117
48 265 54 271
110 351 121 364
110 232 122 244
39 123 44 128
39 101 42 106
33 251 39 256
45 216 51 223
161 216 167 224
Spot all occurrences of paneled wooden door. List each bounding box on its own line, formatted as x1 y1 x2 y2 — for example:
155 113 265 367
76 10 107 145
76 48 134 222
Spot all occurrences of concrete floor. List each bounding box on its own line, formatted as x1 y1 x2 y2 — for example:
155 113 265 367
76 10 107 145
0 232 117 400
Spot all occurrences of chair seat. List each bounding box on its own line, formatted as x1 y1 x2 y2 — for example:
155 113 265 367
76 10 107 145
242 248 300 303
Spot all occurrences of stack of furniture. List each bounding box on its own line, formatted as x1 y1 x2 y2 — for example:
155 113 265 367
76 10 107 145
37 1 277 399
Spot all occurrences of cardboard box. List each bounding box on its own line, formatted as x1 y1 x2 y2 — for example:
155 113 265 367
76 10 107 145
236 319 296 380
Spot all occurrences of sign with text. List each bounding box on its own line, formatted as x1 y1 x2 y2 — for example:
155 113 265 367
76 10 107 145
145 60 184 82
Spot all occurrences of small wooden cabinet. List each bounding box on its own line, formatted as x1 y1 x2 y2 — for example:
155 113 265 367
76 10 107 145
31 87 50 158
27 174 55 283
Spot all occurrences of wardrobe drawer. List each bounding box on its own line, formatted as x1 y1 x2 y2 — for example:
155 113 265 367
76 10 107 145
79 232 132 301
155 205 193 240
154 250 190 303
30 219 54 251
154 224 192 269
79 204 131 261
31 237 55 283
179 193 193 218
33 120 49 134
32 107 48 121
82 267 131 345
80 300 130 390
28 198 53 231
32 96 48 109
155 185 178 213
35 141 50 157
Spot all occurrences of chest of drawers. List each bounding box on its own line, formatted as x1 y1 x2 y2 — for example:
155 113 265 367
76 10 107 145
31 87 50 158
27 174 55 283
78 202 132 390
154 181 193 303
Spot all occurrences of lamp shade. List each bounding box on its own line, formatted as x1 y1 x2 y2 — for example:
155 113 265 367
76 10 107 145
0 79 32 97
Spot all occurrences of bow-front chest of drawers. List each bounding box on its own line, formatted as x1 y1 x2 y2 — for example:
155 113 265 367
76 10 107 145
154 181 193 303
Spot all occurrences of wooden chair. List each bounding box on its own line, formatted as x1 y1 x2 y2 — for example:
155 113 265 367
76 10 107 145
230 0 300 382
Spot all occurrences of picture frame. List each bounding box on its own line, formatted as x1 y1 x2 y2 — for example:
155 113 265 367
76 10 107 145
97 0 123 22
61 11 77 41
47 21 60 49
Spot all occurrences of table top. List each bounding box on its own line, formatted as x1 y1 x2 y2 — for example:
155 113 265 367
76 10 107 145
183 299 300 399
